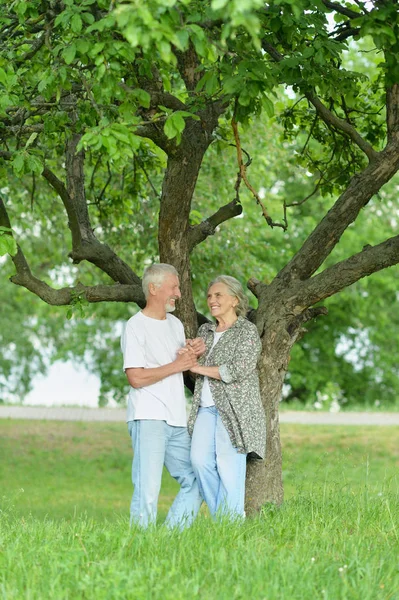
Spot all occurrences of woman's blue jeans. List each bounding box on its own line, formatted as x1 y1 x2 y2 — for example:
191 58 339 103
128 420 202 529
190 406 247 519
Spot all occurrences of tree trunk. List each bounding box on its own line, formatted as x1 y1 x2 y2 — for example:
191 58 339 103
245 304 294 512
158 139 209 338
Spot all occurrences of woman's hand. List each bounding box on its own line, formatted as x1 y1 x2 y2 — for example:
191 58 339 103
175 346 198 371
185 337 206 357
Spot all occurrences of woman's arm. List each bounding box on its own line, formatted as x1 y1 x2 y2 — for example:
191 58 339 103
191 323 261 384
190 364 221 380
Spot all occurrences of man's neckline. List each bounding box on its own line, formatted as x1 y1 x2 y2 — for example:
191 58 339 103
140 310 168 321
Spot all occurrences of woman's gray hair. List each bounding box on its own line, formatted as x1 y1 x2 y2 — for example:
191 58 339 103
142 263 179 299
208 275 248 317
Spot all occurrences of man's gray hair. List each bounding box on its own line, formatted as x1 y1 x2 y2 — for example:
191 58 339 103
208 275 249 317
142 263 179 299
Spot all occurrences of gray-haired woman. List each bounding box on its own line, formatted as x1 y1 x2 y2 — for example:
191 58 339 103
188 275 266 519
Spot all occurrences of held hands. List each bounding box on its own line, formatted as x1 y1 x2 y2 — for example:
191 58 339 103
175 346 198 371
185 337 206 357
175 337 205 372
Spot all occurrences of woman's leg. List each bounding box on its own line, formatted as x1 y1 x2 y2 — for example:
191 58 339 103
190 406 220 517
214 411 247 518
164 425 203 529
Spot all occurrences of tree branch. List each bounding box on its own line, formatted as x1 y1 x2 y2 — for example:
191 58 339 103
247 277 268 299
188 198 242 251
332 26 361 43
295 234 399 307
262 42 378 162
321 0 361 19
42 141 141 287
306 93 378 162
175 42 202 91
277 143 399 283
0 190 146 306
10 276 146 306
286 306 328 337
133 122 173 152
15 32 46 64
120 82 188 113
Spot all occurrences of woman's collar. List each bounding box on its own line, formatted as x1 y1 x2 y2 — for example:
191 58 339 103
207 315 244 332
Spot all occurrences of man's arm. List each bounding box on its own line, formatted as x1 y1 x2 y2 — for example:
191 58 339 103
125 351 197 389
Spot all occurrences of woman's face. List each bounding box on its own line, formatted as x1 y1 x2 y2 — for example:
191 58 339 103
207 282 237 321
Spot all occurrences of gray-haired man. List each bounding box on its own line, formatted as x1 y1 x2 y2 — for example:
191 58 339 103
121 263 204 528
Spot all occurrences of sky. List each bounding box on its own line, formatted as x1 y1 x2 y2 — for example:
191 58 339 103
23 361 119 408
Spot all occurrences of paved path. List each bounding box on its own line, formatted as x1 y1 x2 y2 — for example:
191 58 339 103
1 405 399 425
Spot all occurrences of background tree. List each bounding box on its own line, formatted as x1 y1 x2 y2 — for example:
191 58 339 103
3 116 398 409
1 0 399 511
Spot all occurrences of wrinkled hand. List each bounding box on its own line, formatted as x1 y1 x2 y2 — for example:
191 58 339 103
174 347 197 371
189 363 202 375
185 337 206 357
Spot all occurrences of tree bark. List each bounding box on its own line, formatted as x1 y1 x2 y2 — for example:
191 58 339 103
158 147 205 338
158 115 220 338
244 295 297 511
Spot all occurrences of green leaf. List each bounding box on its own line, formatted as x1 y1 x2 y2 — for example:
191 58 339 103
26 155 43 175
25 133 38 149
0 232 17 257
76 39 90 54
164 115 179 139
81 12 95 25
211 0 229 10
54 10 69 27
12 153 25 176
262 95 274 117
205 72 219 96
175 29 189 51
130 88 151 108
163 112 191 140
62 44 77 65
71 13 83 33
0 67 8 86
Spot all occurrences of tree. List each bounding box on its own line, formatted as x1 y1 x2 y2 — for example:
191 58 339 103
1 0 399 511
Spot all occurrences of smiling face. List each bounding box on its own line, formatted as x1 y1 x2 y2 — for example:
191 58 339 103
207 282 238 322
155 273 181 312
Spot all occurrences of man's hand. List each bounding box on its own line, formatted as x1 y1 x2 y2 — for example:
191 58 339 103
185 337 206 357
174 347 198 372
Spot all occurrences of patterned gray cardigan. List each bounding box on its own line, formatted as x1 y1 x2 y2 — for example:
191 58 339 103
187 316 266 459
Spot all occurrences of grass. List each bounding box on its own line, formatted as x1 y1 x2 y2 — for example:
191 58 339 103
279 399 399 412
1 420 399 599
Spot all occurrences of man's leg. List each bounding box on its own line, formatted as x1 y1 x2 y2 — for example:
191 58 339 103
128 419 166 528
190 406 220 517
214 410 247 519
164 425 203 529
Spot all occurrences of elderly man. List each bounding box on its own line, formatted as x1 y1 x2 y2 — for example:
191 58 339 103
121 263 204 528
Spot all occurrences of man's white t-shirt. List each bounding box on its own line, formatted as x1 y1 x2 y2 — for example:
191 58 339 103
200 331 225 408
121 311 187 426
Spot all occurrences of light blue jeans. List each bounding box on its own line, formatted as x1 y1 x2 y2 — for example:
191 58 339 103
190 406 247 519
128 420 202 529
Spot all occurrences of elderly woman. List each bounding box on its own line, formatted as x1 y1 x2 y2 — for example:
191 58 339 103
188 275 266 519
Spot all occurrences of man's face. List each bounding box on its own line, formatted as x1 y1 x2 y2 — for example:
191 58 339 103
157 273 181 312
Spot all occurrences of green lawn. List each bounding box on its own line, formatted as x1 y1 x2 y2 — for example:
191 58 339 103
1 420 398 599
1 420 397 520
